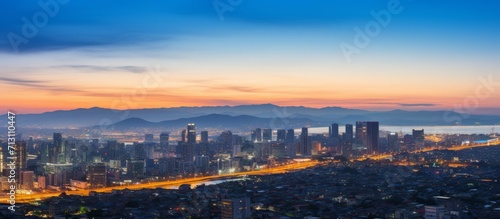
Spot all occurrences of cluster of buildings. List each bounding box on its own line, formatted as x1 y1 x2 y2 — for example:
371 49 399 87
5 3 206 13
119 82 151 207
3 145 500 218
0 120 457 195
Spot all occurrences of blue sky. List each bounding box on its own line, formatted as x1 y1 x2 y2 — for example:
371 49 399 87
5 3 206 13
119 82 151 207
1 0 499 114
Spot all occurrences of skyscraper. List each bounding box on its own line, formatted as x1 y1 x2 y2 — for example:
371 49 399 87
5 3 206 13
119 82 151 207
201 131 209 144
355 121 379 154
299 127 310 156
187 123 196 144
254 128 262 142
52 133 63 164
412 129 424 143
262 128 272 142
89 163 107 188
277 129 286 142
285 129 295 143
355 121 366 146
181 129 187 143
160 132 169 148
366 122 379 154
387 132 399 152
329 123 339 147
144 134 154 143
16 141 27 170
134 143 146 160
345 124 353 145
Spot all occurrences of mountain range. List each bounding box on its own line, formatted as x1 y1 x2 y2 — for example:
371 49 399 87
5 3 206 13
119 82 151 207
2 104 499 129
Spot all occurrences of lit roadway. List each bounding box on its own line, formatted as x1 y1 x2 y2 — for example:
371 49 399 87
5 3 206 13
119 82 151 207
1 160 319 204
354 140 500 161
3 140 499 204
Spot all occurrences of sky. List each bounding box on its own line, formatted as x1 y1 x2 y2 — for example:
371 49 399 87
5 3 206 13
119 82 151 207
1 0 499 114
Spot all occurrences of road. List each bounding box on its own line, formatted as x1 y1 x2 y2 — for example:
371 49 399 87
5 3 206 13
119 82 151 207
1 160 319 204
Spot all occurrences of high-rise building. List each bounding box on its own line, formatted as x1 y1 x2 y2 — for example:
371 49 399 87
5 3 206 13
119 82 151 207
255 128 262 142
366 122 379 154
134 143 147 160
345 124 353 144
89 163 106 188
52 133 63 164
221 198 251 219
144 134 154 143
107 140 122 161
329 123 339 147
285 129 294 143
355 121 366 146
276 129 286 142
187 123 196 144
160 132 169 149
181 129 187 143
299 127 311 156
179 142 194 162
262 129 272 142
16 141 27 170
127 159 145 178
413 129 424 144
387 132 399 152
201 131 209 144
355 121 379 154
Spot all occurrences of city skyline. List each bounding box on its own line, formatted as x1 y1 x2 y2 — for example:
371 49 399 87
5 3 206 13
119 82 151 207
1 1 499 114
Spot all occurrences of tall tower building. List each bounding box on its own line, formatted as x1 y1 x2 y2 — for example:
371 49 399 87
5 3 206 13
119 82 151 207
181 129 187 143
285 129 295 143
329 123 339 146
412 129 424 143
366 122 379 154
355 121 379 154
254 128 262 142
187 123 196 144
276 129 286 142
201 131 209 144
345 124 353 144
355 121 366 146
89 163 106 188
144 134 154 143
134 143 147 160
262 129 272 142
387 132 399 152
160 132 169 148
52 133 63 164
299 127 310 156
16 141 27 170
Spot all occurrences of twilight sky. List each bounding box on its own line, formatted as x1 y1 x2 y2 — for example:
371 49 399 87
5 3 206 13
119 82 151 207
1 0 499 114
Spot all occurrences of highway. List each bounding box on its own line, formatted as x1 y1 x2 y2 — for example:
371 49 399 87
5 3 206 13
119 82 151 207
1 160 319 204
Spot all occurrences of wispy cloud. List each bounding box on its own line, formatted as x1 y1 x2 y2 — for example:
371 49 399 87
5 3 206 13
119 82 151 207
53 65 147 73
0 77 45 85
399 103 437 107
